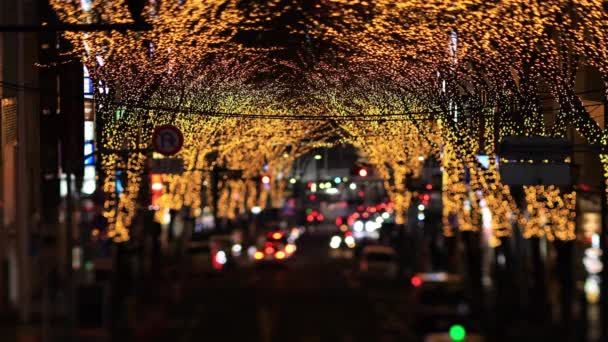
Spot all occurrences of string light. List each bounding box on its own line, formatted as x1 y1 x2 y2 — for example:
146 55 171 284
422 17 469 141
49 1 603 243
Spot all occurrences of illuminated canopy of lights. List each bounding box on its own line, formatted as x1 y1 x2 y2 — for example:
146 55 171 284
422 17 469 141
50 1 608 243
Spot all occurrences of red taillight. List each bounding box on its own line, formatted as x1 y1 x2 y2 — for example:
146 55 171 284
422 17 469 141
264 246 275 254
411 275 423 288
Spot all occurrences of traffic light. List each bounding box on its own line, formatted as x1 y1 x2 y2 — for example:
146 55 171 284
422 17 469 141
449 324 466 341
419 193 430 205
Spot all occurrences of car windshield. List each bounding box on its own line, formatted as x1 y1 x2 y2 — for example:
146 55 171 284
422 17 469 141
188 245 210 254
419 287 466 305
365 252 395 262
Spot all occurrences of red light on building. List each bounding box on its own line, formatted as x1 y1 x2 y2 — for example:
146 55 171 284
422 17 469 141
335 217 343 226
317 214 324 221
579 183 590 191
309 194 316 201
426 184 433 190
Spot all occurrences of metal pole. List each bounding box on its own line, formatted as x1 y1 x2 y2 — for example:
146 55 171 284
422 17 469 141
601 176 607 340
65 171 74 337
601 99 608 341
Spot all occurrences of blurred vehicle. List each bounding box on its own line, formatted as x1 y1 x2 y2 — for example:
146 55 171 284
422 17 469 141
351 218 381 241
186 240 213 274
253 231 297 264
287 226 304 243
328 232 357 259
335 216 350 232
358 245 398 279
411 272 480 339
210 235 239 271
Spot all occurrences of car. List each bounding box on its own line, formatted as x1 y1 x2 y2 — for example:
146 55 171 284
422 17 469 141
358 245 399 279
210 235 239 271
328 232 357 259
411 272 480 338
253 231 297 264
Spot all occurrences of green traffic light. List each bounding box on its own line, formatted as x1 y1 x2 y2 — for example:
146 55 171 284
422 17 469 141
449 324 466 341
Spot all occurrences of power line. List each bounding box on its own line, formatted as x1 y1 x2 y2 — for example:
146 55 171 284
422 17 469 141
1 80 605 121
129 101 605 122
0 23 151 33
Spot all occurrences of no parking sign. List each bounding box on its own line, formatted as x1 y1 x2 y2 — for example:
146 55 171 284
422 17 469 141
152 125 183 156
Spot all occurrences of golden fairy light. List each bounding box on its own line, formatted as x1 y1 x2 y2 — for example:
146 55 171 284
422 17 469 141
49 0 603 243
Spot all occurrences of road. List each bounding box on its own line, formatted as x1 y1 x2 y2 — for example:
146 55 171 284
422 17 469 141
151 234 416 342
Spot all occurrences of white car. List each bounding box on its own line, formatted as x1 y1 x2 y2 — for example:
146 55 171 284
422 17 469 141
358 245 399 279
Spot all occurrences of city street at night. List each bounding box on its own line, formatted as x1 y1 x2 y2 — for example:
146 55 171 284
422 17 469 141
160 233 415 342
2 1 608 341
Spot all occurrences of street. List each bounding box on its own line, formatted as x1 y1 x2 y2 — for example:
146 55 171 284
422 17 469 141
149 234 415 342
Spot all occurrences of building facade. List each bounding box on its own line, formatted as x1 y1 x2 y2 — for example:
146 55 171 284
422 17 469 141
0 0 84 323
